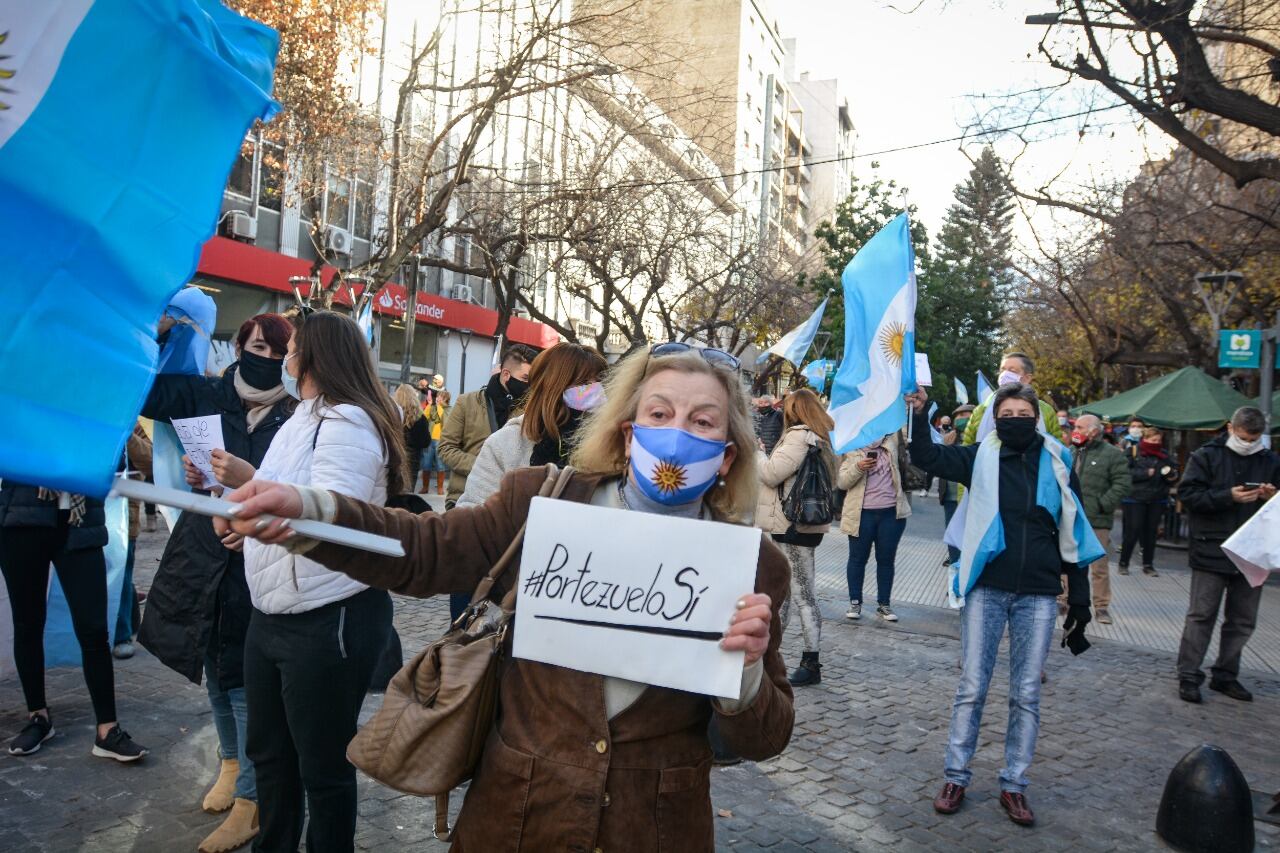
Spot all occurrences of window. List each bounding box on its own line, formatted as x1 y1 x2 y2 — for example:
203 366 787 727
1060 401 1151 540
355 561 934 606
352 177 374 240
258 140 283 212
753 143 760 160
745 92 752 110
743 129 750 148
325 175 351 229
747 53 753 70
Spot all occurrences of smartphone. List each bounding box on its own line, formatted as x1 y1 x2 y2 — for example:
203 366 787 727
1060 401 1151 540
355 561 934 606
865 450 879 460
1243 482 1266 488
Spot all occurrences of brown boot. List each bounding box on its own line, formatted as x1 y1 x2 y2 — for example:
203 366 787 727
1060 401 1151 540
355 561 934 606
436 472 446 495
198 798 259 853
420 470 430 493
202 759 239 814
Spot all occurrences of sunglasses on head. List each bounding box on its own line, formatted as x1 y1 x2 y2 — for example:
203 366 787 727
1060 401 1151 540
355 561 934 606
648 342 741 371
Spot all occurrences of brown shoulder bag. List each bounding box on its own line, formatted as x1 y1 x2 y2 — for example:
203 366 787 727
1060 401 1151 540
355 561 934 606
346 463 576 839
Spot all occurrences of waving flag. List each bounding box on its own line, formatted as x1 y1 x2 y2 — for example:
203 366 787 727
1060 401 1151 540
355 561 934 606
953 376 970 405
976 370 995 402
801 359 836 386
0 0 279 497
757 297 828 365
828 214 918 454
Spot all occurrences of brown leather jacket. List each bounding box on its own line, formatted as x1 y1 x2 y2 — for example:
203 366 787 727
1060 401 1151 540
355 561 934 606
306 468 795 852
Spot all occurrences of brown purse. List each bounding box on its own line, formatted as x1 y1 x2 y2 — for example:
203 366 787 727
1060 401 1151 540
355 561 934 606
346 463 576 839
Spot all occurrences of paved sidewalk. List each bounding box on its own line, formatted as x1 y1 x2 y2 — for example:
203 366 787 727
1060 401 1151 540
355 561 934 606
0 514 1276 852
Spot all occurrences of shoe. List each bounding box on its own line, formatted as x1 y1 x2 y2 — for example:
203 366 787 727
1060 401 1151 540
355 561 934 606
1179 681 1202 703
203 759 241 813
199 798 259 853
1117 564 1130 575
144 515 157 533
845 601 861 620
1096 607 1112 625
1209 679 1253 702
933 782 965 814
876 605 898 622
941 557 951 568
8 713 54 756
92 725 148 762
112 642 135 659
1000 791 1035 826
1143 565 1159 577
136 590 147 605
788 652 822 687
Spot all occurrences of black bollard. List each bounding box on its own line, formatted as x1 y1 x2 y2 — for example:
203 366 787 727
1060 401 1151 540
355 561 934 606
1156 744 1254 853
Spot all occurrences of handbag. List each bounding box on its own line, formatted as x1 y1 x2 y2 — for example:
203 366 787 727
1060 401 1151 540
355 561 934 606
346 463 577 840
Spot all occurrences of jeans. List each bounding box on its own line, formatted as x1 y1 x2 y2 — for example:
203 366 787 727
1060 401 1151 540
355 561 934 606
0 523 117 723
942 500 960 564
777 544 820 654
245 587 392 853
113 538 137 645
205 653 256 800
420 444 448 474
1176 570 1263 684
944 584 1057 794
845 507 906 606
1119 502 1163 568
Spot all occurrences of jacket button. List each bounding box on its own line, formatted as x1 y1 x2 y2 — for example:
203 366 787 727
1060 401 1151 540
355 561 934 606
602 792 611 807
594 739 608 754
594 848 604 853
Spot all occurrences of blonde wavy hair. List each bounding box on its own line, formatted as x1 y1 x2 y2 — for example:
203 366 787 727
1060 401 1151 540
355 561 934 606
570 348 760 522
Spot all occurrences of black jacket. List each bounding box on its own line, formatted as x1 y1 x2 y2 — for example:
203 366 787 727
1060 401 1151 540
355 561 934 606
755 408 785 455
138 366 295 689
0 484 108 552
1177 436 1280 575
1126 448 1179 504
909 411 1089 605
404 416 432 457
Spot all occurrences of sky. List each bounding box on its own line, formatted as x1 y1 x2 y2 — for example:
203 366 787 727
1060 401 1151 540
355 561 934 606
775 0 1172 239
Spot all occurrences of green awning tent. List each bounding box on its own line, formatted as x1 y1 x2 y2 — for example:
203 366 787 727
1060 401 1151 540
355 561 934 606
1072 366 1255 430
1257 390 1280 432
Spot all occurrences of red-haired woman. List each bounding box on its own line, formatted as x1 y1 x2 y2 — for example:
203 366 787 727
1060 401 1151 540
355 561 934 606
139 312 297 853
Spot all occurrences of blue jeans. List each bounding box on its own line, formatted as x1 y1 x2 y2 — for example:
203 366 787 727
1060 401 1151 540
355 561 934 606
845 507 906 606
113 538 137 645
421 444 448 474
942 501 960 564
205 654 256 801
944 585 1057 793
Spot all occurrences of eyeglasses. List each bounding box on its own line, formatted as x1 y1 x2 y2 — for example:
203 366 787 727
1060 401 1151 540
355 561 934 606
648 342 741 371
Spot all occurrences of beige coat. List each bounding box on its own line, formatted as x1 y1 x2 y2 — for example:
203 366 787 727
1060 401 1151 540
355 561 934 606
755 426 836 535
436 389 495 504
836 431 911 538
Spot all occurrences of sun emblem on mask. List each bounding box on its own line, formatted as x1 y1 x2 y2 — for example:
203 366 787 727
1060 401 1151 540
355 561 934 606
650 460 688 495
0 32 15 111
878 321 906 365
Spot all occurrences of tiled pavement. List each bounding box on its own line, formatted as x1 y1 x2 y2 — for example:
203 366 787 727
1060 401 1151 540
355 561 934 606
0 501 1276 851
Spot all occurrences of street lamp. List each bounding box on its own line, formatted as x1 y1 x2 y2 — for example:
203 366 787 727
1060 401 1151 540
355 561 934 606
457 328 474 395
1193 270 1244 337
288 275 316 313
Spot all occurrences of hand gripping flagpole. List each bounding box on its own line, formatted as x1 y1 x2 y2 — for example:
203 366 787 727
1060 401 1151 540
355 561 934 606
110 478 405 557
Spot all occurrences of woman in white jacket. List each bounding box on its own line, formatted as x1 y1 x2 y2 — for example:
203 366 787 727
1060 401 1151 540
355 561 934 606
755 389 836 686
239 311 406 853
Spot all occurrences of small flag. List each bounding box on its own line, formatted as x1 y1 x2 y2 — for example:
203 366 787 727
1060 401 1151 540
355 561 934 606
828 214 917 454
757 298 828 366
976 370 995 402
953 376 970 405
0 0 279 496
801 359 836 386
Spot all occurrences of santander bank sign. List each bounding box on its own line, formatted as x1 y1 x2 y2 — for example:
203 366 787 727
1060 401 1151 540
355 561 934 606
366 281 559 349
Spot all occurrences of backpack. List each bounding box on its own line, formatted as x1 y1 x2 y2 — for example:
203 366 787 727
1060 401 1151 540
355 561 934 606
781 442 836 526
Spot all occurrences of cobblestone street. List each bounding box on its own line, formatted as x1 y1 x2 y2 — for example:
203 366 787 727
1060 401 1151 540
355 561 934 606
1 501 1276 852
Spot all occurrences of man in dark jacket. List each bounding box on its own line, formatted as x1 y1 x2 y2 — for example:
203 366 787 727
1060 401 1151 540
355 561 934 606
1063 415 1130 624
753 394 785 455
1175 406 1280 703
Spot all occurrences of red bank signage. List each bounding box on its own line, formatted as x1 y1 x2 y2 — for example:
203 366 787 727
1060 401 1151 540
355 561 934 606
196 236 559 349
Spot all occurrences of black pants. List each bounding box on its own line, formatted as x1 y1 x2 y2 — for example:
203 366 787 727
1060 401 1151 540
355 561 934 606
0 523 116 723
1119 502 1163 568
245 587 392 853
1176 570 1263 684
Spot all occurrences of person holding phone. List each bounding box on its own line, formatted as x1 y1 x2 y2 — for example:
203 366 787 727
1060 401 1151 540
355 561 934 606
837 433 911 622
1175 406 1280 704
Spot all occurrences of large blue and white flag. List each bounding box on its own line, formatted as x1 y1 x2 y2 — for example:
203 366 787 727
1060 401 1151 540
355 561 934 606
0 0 279 497
800 358 836 387
757 298 828 365
828 214 918 454
953 376 970 406
976 370 995 402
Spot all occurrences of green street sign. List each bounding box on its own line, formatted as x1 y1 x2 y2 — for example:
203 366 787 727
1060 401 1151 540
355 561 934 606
1219 330 1261 368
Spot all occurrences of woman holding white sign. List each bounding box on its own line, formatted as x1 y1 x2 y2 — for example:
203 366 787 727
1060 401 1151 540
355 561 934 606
216 344 793 852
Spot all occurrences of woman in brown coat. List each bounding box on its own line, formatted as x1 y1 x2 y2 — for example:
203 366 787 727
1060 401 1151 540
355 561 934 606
216 345 794 852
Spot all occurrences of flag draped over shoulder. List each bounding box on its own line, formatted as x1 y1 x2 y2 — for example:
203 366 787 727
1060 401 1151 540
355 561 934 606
828 213 918 454
757 297 828 366
0 0 279 496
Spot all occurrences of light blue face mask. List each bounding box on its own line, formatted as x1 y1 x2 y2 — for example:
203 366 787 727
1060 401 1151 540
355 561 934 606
281 355 301 401
628 425 727 506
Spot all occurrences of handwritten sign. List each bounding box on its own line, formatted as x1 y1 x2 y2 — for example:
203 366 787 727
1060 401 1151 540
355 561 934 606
914 352 933 387
514 498 761 698
171 415 225 490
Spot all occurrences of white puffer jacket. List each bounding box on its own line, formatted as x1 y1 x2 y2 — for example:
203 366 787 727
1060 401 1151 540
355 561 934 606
245 397 388 614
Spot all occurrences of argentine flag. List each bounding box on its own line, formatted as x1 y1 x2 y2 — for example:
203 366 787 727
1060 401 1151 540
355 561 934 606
0 0 279 497
828 214 918 454
801 358 836 387
757 297 828 366
976 370 995 401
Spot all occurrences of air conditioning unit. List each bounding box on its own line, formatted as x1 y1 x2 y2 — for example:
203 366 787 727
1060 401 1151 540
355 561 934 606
451 283 474 303
223 210 257 242
325 226 352 256
512 304 531 319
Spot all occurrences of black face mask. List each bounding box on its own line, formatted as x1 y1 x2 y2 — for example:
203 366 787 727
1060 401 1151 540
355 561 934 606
238 350 284 391
995 416 1039 451
504 376 530 401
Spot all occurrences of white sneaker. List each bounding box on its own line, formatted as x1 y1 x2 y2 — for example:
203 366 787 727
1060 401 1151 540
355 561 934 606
845 601 862 620
877 605 899 622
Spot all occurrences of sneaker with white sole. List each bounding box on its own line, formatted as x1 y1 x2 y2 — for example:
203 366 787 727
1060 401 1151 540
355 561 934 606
877 605 899 622
9 713 54 756
845 601 862 620
92 725 148 762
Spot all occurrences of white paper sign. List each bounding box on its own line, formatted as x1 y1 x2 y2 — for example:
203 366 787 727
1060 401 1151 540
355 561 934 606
514 498 761 699
1222 492 1280 587
914 352 933 386
171 415 226 490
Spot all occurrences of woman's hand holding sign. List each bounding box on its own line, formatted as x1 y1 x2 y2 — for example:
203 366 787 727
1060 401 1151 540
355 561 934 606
214 479 304 546
721 593 772 666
